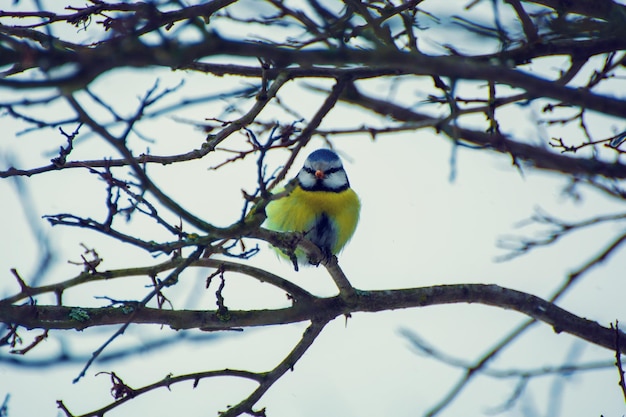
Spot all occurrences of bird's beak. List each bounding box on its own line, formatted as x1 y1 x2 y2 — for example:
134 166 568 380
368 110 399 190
315 170 325 179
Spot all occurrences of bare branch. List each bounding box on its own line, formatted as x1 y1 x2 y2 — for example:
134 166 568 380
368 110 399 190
2 283 624 354
612 320 626 401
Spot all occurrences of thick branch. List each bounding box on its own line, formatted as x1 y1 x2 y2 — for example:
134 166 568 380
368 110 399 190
340 85 626 179
2 33 626 118
2 284 624 354
525 0 626 21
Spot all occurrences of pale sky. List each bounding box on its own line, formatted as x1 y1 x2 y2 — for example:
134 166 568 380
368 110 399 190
1 1 625 417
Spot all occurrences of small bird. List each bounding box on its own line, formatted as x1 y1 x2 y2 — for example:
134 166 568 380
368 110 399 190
265 149 360 264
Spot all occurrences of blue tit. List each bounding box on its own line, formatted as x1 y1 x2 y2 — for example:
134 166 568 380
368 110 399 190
265 149 361 263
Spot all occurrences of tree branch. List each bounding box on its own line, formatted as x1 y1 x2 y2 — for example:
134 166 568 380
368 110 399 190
3 284 624 354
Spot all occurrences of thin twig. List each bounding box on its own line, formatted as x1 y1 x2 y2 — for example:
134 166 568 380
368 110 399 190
219 319 329 417
72 246 205 383
612 320 626 401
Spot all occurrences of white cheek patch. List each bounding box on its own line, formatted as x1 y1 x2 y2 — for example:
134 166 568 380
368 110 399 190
297 170 317 188
323 170 348 190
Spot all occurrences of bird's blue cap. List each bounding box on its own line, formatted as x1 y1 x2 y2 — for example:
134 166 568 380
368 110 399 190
306 149 340 162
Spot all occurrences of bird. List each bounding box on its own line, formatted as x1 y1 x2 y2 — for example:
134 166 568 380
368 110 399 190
264 148 360 265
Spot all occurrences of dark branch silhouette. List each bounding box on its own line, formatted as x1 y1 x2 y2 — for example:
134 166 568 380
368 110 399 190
2 1 625 416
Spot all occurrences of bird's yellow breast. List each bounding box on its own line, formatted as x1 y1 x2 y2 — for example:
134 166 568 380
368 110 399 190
265 185 360 255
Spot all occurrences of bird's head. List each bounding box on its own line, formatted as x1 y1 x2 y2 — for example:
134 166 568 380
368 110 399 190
297 149 350 192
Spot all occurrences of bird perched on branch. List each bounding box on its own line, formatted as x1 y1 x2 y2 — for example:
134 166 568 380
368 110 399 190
265 149 360 265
